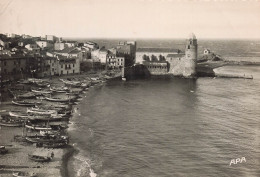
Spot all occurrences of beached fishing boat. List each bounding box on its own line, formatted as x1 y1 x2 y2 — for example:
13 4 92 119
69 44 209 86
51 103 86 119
60 79 81 87
9 111 28 119
45 97 74 103
17 92 36 99
0 146 8 154
50 87 69 93
0 119 23 127
27 108 57 115
37 141 67 148
28 154 52 162
31 89 52 94
12 171 36 177
39 130 59 136
91 80 101 85
28 78 43 82
25 135 68 144
12 100 37 106
25 122 52 131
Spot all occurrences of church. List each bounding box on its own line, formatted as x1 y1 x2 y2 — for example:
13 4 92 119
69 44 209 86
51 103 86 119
135 33 198 77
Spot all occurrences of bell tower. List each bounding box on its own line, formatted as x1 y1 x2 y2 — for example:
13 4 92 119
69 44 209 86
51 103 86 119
184 33 198 77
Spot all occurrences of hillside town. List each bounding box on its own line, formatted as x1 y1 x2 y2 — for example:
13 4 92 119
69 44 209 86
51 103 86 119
0 33 136 83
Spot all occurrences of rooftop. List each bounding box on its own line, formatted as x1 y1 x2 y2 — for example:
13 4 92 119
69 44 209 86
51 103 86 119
137 48 180 53
166 53 185 58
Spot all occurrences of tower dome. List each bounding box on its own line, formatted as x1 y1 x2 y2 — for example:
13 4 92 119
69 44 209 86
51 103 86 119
189 33 196 40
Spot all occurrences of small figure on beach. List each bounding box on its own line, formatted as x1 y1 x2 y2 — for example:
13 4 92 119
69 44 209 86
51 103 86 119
51 152 54 158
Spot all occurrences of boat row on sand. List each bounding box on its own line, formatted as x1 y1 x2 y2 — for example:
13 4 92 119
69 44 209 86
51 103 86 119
1 76 107 176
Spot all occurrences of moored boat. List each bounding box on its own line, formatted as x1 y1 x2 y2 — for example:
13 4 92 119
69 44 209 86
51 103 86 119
0 119 23 127
37 141 67 148
25 134 68 144
12 171 36 177
28 154 53 162
12 100 37 106
25 122 52 131
60 79 81 87
45 97 75 103
27 108 57 115
31 89 52 94
9 111 28 119
0 146 8 154
17 92 36 99
50 87 69 93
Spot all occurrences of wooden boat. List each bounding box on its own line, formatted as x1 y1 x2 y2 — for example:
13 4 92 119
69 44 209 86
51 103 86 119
9 111 28 119
60 79 81 87
45 97 74 103
12 100 36 106
91 80 101 85
25 123 52 131
90 77 99 81
31 89 52 94
0 146 8 154
0 119 23 127
27 108 57 115
39 130 59 136
28 154 52 162
25 135 68 144
50 87 69 93
43 142 67 148
28 78 43 83
9 112 56 121
13 171 36 177
36 141 67 148
17 92 36 99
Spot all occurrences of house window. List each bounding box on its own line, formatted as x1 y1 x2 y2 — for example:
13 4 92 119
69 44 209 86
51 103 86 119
73 70 74 73
14 61 16 65
73 64 74 67
4 61 6 66
61 70 63 75
61 64 63 68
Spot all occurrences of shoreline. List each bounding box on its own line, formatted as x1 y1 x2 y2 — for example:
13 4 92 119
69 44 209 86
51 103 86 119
60 145 76 177
0 70 121 177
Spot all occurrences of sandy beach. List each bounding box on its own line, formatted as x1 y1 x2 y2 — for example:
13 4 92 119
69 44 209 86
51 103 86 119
0 71 120 177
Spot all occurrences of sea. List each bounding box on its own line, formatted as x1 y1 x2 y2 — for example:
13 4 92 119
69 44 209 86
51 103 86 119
67 39 260 177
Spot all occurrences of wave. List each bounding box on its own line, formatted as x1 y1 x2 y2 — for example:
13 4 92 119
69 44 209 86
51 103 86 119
73 149 97 177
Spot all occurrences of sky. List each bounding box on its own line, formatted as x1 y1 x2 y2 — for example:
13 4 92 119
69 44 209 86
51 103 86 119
0 0 260 39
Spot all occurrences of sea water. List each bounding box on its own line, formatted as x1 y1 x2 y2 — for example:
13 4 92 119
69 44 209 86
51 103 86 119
67 40 260 177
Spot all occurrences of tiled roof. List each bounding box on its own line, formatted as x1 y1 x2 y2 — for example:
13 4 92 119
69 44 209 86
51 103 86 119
166 53 185 58
55 47 75 53
0 53 27 59
143 61 168 66
137 48 180 53
99 47 108 52
69 49 81 54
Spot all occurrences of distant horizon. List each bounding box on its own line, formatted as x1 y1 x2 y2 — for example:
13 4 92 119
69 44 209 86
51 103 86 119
1 32 260 41
0 0 259 39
